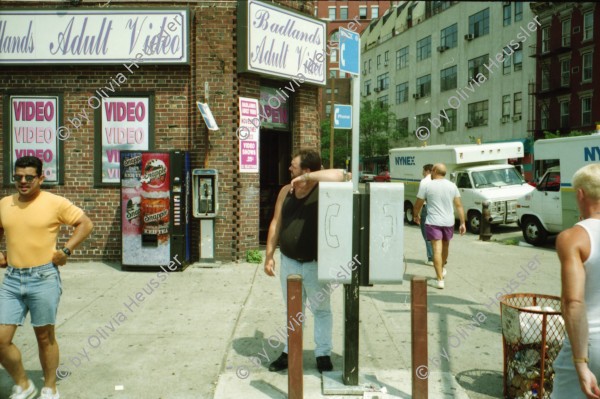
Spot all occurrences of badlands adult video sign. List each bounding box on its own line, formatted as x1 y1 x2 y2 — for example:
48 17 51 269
237 0 326 86
0 9 189 64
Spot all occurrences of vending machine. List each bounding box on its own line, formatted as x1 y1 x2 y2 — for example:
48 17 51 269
120 150 191 271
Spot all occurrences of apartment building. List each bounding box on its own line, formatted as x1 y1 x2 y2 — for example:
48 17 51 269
361 1 536 171
530 2 599 139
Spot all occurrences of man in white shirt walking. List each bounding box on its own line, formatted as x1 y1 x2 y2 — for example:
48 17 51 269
414 163 466 289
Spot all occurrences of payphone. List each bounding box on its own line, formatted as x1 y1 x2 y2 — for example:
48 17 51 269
193 169 218 218
192 169 218 261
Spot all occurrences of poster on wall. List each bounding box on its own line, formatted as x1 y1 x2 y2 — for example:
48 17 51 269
5 95 63 185
239 97 260 174
259 87 289 130
94 96 154 186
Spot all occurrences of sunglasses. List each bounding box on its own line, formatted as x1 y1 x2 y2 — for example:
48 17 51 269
13 174 38 183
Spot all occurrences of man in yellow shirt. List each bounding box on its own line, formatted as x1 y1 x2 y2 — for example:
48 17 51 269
0 156 93 399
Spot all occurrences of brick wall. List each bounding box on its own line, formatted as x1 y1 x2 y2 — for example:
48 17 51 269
0 0 319 262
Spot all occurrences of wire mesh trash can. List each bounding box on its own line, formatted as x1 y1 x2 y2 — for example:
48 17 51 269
500 294 566 399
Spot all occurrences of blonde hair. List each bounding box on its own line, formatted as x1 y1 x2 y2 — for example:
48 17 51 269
573 164 600 201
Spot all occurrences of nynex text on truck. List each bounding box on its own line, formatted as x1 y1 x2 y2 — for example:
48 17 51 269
390 142 534 234
516 134 600 246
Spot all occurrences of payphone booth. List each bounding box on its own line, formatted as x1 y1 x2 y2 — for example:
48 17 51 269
192 169 218 261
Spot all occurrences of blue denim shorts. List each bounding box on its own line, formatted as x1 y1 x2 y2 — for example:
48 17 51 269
0 263 62 327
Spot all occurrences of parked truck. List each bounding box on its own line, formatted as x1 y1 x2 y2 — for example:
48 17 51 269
389 142 534 234
516 134 600 246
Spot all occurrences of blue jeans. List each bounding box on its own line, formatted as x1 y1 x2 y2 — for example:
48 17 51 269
279 254 333 357
420 206 433 261
0 262 62 326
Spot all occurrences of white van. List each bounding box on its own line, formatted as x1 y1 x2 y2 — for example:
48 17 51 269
516 134 600 245
389 142 534 234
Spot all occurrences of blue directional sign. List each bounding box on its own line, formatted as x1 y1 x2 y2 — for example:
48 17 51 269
334 105 352 129
339 27 360 76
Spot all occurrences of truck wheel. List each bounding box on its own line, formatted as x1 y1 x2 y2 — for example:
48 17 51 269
522 216 548 246
467 211 481 234
404 202 415 225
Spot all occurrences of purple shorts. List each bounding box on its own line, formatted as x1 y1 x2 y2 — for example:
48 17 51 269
425 225 454 241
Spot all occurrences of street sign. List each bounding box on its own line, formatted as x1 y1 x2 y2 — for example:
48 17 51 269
339 27 360 76
333 104 352 129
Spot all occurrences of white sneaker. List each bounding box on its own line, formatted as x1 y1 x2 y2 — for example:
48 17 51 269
443 267 447 277
10 380 37 399
425 260 434 266
428 279 445 289
38 387 59 399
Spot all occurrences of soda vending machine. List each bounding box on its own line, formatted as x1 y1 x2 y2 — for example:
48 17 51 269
120 150 191 271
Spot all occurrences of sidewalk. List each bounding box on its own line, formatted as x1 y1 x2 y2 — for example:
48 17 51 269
0 224 561 398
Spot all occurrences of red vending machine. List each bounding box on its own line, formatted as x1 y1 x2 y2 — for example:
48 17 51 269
120 150 190 271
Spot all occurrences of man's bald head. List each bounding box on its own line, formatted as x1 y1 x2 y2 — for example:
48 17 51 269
432 163 447 178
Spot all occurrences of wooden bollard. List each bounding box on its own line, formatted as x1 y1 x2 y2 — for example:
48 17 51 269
287 275 303 399
411 276 428 399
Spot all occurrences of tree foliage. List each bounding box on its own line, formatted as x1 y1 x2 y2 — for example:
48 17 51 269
359 100 396 158
320 120 351 169
543 129 592 139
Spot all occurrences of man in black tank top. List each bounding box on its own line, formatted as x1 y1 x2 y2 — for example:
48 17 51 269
264 149 350 374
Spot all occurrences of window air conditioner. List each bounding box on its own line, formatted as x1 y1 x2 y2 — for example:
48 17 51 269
413 93 421 99
513 115 522 121
464 34 475 41
437 46 447 52
465 121 473 128
501 116 510 123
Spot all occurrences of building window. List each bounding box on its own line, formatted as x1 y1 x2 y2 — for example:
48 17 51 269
330 31 340 43
384 50 389 64
363 60 367 72
582 97 592 126
513 46 522 71
371 6 379 19
416 74 431 97
364 80 371 95
359 6 367 19
442 108 457 132
583 52 593 82
541 27 550 53
331 49 338 63
416 113 431 132
440 24 457 49
330 69 337 79
378 95 388 107
440 65 457 91
377 54 381 69
396 118 409 137
584 11 593 41
562 19 571 47
560 101 569 128
503 4 511 26
469 8 490 38
561 59 570 86
541 65 550 91
377 73 389 90
340 7 348 20
541 104 549 130
502 95 511 117
503 51 511 74
467 100 488 127
328 7 336 20
396 46 408 70
325 104 331 116
396 82 408 104
417 36 431 61
514 2 522 22
368 59 372 72
514 92 522 116
468 54 489 80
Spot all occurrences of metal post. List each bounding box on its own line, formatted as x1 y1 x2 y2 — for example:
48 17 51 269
329 79 336 169
287 275 303 399
411 276 428 399
479 201 492 241
343 193 360 385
